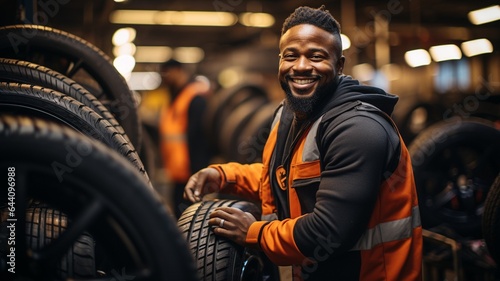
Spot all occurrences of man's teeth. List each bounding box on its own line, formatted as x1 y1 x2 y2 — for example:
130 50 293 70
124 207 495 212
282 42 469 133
293 79 314 84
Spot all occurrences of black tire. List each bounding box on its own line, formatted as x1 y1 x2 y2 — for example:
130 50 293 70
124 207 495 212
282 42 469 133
205 84 268 156
23 202 95 278
219 97 269 162
0 24 141 149
0 115 197 281
409 117 500 237
232 102 277 164
0 82 150 185
178 199 275 281
0 58 128 142
482 173 500 264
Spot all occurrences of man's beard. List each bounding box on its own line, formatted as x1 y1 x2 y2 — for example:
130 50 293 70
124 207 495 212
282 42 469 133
280 76 339 117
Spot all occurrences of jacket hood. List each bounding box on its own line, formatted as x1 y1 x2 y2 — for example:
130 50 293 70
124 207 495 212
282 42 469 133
324 75 399 115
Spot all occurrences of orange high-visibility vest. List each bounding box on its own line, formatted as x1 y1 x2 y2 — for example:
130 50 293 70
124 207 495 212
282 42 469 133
159 82 207 182
211 101 422 280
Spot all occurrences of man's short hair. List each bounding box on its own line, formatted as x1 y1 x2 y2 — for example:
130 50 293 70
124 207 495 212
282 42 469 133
281 5 341 37
160 59 182 71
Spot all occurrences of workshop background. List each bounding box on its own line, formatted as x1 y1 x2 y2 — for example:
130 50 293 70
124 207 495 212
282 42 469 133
0 0 499 280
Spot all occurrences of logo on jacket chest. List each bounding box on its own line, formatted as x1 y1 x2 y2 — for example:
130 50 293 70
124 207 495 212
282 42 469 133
275 165 287 190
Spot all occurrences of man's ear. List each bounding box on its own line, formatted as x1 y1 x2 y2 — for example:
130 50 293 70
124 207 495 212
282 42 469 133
337 55 346 74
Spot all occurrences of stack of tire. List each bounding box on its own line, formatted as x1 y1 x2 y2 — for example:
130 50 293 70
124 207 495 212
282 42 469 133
204 84 279 164
0 24 197 280
408 115 500 263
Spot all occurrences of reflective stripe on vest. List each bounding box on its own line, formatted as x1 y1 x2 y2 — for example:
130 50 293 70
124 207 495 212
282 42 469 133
302 116 323 162
351 205 421 251
295 108 422 251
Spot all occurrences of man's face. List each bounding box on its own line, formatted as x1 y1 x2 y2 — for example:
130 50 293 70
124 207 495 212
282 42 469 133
278 24 345 116
161 67 181 87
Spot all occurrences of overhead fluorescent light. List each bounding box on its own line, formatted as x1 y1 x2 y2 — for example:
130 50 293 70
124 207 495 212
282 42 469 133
110 10 238 26
404 49 431 67
156 11 238 26
126 72 162 91
468 5 500 25
461 38 493 57
110 10 159 25
112 27 136 46
173 47 204 63
113 43 136 56
113 55 136 76
239 13 275 27
134 46 172 63
429 44 462 62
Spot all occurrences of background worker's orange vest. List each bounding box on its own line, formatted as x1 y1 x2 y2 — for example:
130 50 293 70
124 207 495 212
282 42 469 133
159 82 207 182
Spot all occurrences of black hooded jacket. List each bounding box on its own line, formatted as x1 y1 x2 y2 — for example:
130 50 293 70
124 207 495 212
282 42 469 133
270 75 402 280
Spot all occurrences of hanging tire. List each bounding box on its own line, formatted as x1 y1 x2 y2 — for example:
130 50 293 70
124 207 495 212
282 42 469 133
0 58 128 142
0 24 141 149
0 82 150 185
0 115 197 281
178 199 277 281
409 117 500 237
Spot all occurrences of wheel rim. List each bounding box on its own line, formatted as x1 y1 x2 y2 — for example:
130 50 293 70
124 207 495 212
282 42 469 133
240 251 264 281
416 139 499 233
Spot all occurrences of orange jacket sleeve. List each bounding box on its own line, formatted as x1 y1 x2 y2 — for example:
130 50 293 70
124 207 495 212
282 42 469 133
210 162 310 265
245 217 312 266
209 162 263 202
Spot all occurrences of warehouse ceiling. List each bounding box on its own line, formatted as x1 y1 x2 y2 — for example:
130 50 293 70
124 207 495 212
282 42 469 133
1 0 500 75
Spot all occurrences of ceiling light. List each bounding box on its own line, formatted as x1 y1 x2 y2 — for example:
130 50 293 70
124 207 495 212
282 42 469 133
340 34 351 50
404 49 431 67
134 46 172 63
112 27 136 46
110 10 159 25
468 5 500 25
113 55 136 76
239 13 275 27
461 38 493 57
110 10 238 26
173 47 205 63
127 72 162 91
113 42 136 56
156 11 237 26
429 44 462 62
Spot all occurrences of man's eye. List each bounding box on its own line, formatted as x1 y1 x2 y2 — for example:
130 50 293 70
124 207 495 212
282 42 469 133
282 54 297 60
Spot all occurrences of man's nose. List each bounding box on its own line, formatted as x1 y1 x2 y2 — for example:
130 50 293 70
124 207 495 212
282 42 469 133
292 56 312 73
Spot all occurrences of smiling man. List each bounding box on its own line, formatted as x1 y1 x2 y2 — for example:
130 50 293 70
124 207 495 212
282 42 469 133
184 5 422 281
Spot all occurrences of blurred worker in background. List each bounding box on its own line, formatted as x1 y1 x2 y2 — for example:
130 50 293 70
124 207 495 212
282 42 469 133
184 5 422 281
158 59 212 218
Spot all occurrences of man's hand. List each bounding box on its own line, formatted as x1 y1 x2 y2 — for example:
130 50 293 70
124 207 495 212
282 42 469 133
209 207 257 246
184 167 222 202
